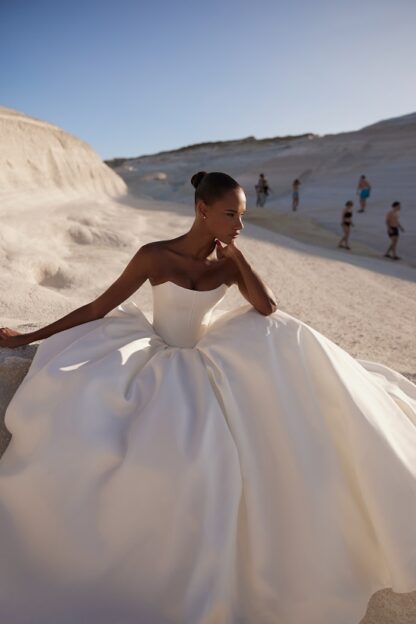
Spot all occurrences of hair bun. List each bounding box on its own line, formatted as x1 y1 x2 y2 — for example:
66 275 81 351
191 171 207 189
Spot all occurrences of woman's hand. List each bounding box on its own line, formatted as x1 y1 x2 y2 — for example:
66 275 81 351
215 240 242 261
0 328 27 349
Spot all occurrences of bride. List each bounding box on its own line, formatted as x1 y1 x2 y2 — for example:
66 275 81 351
0 171 415 624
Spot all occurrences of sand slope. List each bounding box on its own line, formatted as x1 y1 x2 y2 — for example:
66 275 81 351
0 107 126 205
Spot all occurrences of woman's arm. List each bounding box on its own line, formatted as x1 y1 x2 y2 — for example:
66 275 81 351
0 245 153 348
217 241 277 315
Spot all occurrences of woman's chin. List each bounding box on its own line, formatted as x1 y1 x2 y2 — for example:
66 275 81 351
219 235 238 245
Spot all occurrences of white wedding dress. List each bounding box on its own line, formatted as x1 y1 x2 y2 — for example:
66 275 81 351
0 281 415 624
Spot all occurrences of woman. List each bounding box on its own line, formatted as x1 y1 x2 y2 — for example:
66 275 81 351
0 172 415 624
292 178 301 211
338 200 354 250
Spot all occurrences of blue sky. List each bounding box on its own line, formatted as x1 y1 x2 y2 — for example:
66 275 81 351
1 0 415 159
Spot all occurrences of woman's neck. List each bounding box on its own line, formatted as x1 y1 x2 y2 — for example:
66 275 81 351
175 222 217 261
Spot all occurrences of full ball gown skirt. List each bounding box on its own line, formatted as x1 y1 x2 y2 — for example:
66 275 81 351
0 282 415 624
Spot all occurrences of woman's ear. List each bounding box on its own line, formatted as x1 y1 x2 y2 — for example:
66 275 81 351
196 200 208 221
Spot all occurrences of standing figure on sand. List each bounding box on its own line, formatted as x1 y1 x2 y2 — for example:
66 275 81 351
255 172 269 207
292 178 301 211
338 200 354 250
384 201 405 260
356 174 371 212
0 171 415 624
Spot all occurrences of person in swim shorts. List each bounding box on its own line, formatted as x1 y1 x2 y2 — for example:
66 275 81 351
384 201 405 260
356 175 371 212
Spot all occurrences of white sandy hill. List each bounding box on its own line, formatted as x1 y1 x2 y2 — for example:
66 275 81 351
112 112 416 263
0 107 126 206
0 106 128 435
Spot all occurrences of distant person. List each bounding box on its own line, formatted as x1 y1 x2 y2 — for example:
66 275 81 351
356 175 371 212
384 201 405 260
255 173 269 207
338 201 354 250
292 179 301 211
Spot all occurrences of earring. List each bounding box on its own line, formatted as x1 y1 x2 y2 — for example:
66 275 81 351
203 215 207 220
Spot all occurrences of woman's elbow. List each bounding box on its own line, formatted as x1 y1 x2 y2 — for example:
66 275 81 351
256 299 278 316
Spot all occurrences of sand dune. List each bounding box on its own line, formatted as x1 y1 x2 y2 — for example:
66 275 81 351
0 106 126 205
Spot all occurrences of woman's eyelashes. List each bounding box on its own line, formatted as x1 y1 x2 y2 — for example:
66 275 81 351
226 212 245 219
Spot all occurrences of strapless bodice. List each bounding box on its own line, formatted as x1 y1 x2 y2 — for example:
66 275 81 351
151 281 228 347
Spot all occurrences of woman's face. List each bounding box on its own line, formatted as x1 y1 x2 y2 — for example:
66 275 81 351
201 188 246 244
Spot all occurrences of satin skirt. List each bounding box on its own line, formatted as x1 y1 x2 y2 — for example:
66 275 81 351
0 305 415 623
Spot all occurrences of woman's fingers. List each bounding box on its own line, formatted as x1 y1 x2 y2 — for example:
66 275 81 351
215 240 225 259
0 335 21 348
0 327 20 337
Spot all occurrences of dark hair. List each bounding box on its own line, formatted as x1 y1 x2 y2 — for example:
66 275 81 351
345 200 353 206
361 175 366 178
392 201 401 208
190 171 241 205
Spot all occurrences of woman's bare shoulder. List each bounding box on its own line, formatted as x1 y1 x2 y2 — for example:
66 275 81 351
139 237 183 255
138 239 183 278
